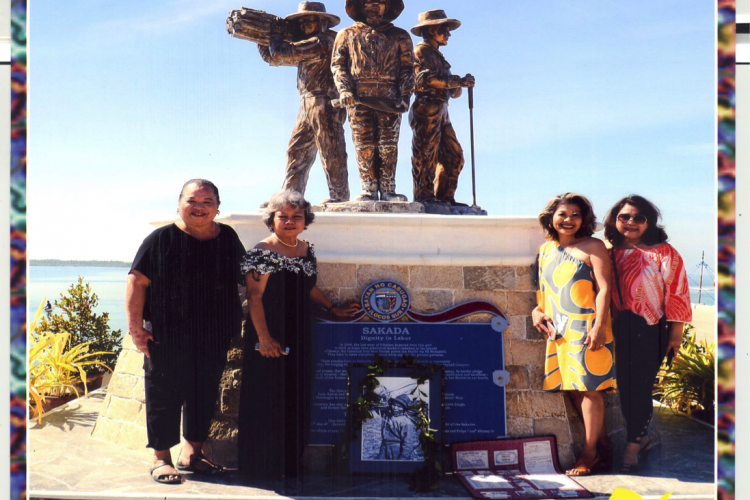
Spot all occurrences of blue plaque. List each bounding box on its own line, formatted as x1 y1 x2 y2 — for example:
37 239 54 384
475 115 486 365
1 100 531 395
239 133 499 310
310 291 509 446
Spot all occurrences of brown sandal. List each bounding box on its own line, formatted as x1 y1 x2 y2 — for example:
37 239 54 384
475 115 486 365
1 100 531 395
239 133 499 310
565 455 601 476
176 453 225 476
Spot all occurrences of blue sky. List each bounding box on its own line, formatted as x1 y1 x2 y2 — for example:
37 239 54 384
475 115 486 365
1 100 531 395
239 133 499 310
28 0 716 273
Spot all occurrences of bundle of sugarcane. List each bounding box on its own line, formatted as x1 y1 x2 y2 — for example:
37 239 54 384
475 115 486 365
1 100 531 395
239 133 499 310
226 7 294 44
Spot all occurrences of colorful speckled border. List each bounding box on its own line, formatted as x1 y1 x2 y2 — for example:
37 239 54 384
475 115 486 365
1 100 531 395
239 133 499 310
717 1 735 499
10 0 27 499
7 1 735 500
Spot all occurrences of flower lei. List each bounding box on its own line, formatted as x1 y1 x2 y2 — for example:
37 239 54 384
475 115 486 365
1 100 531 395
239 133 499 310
351 354 444 492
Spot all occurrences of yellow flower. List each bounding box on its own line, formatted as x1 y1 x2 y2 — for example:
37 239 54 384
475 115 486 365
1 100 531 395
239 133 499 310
609 488 671 500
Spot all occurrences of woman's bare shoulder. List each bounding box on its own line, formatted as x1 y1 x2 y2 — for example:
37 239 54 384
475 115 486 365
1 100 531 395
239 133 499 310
578 237 607 253
254 239 274 251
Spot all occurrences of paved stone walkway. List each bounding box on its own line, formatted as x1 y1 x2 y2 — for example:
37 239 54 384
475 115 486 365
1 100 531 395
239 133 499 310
29 390 716 500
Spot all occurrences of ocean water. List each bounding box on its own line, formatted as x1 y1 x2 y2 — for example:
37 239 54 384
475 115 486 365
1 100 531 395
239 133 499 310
690 289 715 306
27 266 714 338
29 266 130 336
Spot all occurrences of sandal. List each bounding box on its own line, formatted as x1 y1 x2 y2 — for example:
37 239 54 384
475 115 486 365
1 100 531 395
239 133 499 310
565 455 600 476
619 460 640 474
150 460 181 484
620 439 659 474
176 452 225 476
639 439 661 461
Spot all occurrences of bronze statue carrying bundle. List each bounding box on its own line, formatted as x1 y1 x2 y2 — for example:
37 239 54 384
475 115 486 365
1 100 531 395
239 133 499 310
250 2 351 204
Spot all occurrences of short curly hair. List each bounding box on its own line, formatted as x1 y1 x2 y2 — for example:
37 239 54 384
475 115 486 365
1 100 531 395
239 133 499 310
538 192 596 242
179 178 220 205
262 190 315 231
604 195 668 246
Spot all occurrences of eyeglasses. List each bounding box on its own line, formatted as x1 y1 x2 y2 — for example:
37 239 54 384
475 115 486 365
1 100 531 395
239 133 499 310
617 214 647 225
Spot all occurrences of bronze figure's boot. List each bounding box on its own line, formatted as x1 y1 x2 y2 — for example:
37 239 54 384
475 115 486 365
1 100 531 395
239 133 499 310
377 145 407 201
354 146 379 201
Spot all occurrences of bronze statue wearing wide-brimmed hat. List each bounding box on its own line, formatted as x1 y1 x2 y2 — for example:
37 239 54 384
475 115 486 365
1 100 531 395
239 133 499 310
255 1 350 204
410 9 460 36
345 0 404 24
331 0 414 202
409 9 474 206
285 1 340 27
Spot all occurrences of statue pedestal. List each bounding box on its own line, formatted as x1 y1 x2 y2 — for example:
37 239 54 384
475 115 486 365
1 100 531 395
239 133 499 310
313 200 488 216
314 200 425 214
92 213 625 469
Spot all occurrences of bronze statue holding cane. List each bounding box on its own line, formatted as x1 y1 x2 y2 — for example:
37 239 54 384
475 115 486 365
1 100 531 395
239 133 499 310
256 2 350 204
331 0 414 202
409 10 475 208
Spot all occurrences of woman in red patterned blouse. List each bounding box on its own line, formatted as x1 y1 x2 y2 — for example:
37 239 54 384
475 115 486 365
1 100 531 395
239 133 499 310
603 195 692 474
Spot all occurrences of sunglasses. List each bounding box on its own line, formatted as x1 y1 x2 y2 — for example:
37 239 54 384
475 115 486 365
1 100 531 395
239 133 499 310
617 214 647 225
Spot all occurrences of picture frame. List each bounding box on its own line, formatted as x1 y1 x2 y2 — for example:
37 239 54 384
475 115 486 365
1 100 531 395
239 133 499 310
347 363 445 474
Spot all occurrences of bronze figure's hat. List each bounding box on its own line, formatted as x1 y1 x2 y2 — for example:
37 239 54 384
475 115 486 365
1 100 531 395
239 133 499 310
411 10 461 36
345 0 405 23
286 1 341 28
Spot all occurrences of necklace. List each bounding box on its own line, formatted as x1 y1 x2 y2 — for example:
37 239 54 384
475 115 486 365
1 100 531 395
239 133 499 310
275 234 298 248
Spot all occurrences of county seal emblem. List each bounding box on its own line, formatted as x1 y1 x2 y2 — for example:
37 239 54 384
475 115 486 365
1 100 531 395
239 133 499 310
361 281 410 322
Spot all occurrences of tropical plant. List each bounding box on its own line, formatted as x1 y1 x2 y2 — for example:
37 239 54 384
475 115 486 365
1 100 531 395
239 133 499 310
653 326 715 418
35 277 122 373
29 298 114 423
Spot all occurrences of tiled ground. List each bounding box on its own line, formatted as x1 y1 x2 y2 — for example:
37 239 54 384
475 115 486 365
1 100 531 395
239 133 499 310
29 390 716 499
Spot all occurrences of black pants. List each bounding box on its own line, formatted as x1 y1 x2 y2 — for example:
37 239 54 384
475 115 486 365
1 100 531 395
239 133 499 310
143 340 228 451
614 314 668 444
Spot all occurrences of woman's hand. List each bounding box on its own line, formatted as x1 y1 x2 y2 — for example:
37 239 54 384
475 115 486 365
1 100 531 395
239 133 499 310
309 287 360 318
129 324 155 358
258 336 284 358
532 307 556 339
331 303 361 317
584 326 606 351
125 270 153 357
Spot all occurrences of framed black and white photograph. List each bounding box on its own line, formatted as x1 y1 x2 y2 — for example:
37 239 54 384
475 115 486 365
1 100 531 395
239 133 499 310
348 365 444 474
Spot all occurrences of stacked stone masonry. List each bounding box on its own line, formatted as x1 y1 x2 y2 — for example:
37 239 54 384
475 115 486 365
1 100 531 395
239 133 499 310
94 264 624 469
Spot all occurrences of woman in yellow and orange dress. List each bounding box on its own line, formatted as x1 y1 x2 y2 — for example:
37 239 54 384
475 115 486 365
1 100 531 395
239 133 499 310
532 193 616 476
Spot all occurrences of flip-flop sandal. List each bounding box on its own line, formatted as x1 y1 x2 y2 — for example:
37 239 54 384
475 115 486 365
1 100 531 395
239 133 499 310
565 455 600 476
176 453 225 476
150 460 182 484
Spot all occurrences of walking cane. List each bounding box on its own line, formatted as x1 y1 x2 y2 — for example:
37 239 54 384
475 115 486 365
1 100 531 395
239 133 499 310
468 84 477 207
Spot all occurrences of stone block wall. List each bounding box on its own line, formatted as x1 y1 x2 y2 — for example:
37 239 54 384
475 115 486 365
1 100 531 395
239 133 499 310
91 334 148 450
93 263 624 469
313 263 624 468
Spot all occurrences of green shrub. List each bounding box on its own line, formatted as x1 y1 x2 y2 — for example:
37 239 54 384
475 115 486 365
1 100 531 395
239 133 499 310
29 298 114 423
35 277 122 373
653 325 715 418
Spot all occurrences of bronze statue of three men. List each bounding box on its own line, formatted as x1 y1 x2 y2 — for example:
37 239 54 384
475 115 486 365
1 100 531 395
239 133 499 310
249 0 476 209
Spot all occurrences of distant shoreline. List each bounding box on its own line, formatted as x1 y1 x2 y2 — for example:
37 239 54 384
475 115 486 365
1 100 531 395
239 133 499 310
31 259 131 268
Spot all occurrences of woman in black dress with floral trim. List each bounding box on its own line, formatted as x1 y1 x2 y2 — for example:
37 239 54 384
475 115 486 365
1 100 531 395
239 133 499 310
238 190 358 480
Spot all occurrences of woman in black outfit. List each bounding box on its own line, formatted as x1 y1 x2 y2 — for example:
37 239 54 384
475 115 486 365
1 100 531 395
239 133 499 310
126 179 245 484
238 190 358 479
